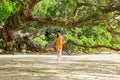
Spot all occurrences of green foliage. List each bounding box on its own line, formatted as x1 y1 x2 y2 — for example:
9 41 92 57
63 26 113 53
33 0 57 18
33 35 48 47
69 44 79 51
33 0 78 18
81 26 112 46
0 38 3 42
1 0 120 53
0 0 19 24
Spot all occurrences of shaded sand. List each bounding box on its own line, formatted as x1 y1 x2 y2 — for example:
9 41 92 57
0 54 120 80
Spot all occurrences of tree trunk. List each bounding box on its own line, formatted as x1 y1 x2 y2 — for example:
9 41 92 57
1 0 41 42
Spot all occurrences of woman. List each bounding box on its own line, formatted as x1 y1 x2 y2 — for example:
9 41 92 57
56 31 64 63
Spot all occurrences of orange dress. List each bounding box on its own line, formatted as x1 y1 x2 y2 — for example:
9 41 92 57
56 34 63 50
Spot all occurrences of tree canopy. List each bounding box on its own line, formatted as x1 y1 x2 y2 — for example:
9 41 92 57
0 0 120 54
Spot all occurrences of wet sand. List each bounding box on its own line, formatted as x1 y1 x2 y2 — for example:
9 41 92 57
0 54 120 80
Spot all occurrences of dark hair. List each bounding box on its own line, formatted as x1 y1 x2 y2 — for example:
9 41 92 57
57 30 61 33
57 30 61 38
57 33 59 38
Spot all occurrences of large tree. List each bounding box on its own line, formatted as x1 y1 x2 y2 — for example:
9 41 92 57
0 0 120 51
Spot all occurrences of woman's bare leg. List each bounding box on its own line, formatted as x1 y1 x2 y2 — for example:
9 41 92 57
57 48 62 63
57 49 59 62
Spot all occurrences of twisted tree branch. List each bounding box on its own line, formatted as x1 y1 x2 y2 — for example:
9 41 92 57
68 40 120 51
